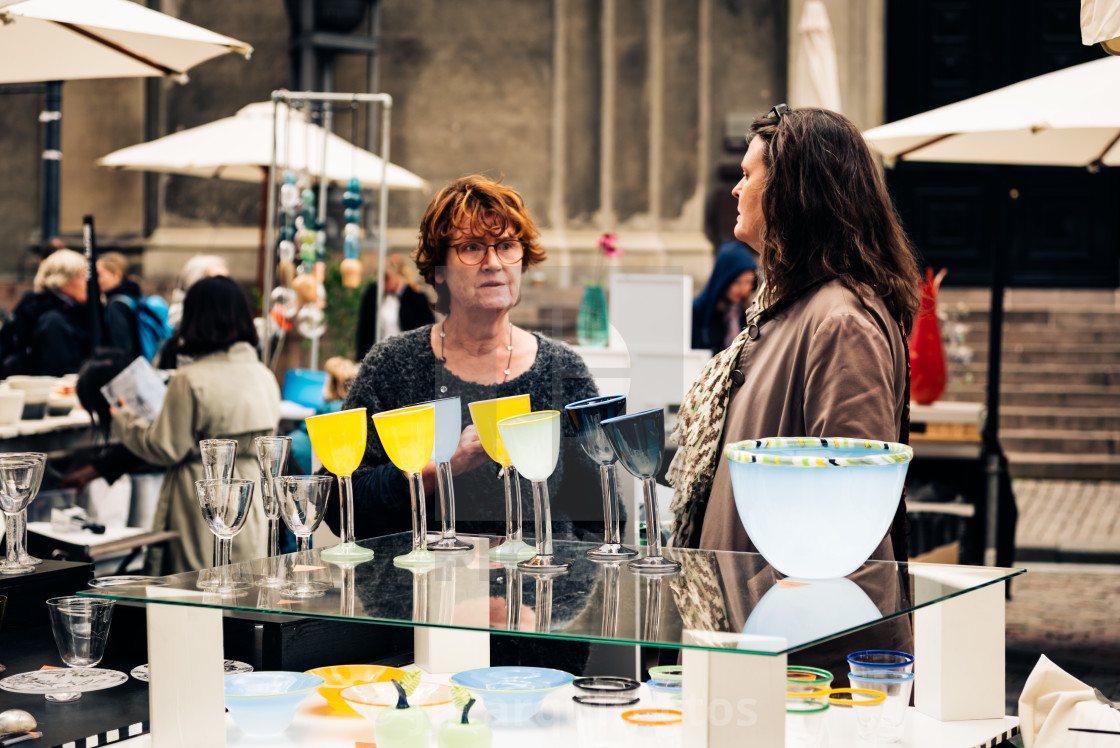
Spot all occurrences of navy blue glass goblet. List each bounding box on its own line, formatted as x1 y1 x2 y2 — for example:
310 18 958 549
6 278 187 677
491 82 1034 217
565 394 639 561
601 408 680 574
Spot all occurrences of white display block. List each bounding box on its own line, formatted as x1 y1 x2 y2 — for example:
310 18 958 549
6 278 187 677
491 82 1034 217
683 646 788 747
146 588 226 748
414 627 490 674
914 573 1006 721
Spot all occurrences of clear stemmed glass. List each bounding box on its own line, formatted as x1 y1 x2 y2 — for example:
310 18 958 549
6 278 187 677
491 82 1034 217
15 512 43 566
468 394 535 562
277 474 334 597
194 478 255 592
305 407 375 563
200 438 237 481
255 435 292 586
199 438 238 585
0 452 47 575
45 596 115 702
418 397 473 552
496 410 569 574
601 408 681 575
565 394 638 561
371 404 440 568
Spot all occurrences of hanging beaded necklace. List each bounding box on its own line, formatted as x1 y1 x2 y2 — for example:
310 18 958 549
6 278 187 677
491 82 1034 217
437 319 514 383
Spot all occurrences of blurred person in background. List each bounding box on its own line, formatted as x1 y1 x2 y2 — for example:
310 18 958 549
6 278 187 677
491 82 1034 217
166 254 229 330
97 251 144 358
159 254 229 369
112 276 280 574
0 248 91 377
355 253 435 358
287 356 358 474
691 239 759 356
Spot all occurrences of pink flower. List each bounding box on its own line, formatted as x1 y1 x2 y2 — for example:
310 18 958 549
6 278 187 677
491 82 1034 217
598 232 622 257
592 233 622 286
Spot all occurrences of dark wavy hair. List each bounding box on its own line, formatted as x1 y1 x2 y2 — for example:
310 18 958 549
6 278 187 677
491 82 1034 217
414 175 546 314
177 276 259 357
747 107 921 332
76 348 136 437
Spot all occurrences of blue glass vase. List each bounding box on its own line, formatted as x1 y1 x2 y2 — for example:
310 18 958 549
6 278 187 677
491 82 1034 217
576 285 609 347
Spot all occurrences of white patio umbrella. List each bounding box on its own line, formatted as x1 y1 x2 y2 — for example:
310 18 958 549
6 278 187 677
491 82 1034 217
0 0 252 83
863 56 1120 569
98 101 428 190
1082 0 1120 55
789 0 842 112
863 56 1120 168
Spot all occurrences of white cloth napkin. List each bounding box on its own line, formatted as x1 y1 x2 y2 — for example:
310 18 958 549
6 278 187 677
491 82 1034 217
1019 654 1120 747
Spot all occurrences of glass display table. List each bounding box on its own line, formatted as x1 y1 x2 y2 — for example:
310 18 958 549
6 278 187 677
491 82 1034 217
82 533 1024 748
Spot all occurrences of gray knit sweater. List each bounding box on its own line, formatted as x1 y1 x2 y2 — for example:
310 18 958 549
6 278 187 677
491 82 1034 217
325 324 607 542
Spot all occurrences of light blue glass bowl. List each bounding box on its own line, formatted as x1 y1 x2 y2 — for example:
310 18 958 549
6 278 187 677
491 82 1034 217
224 671 325 736
725 437 912 579
450 666 574 724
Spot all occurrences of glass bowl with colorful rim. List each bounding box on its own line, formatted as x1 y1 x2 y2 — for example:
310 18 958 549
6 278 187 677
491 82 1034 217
304 664 406 714
647 665 682 686
724 437 913 579
450 666 574 724
224 671 324 737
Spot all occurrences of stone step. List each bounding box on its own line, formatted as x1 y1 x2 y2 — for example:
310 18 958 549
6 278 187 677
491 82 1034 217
1007 452 1120 481
938 383 1120 408
1000 429 1120 456
995 406 1120 432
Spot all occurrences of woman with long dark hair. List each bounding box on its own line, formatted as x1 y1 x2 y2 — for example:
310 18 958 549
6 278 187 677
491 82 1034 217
667 106 922 677
112 276 280 574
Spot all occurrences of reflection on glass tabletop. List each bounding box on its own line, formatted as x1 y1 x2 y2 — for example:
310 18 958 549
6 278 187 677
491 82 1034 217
78 532 1023 657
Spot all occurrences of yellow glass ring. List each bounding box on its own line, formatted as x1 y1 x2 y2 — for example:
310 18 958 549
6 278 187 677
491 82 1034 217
621 708 682 725
786 686 831 699
827 687 886 706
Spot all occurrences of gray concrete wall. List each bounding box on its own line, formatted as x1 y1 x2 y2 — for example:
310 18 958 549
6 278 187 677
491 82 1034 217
0 0 792 289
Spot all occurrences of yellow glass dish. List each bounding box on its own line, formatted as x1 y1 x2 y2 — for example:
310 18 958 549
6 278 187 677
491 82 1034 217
305 664 406 714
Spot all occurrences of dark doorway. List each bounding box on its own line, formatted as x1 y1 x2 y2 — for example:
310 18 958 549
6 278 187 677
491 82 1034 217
885 0 1119 288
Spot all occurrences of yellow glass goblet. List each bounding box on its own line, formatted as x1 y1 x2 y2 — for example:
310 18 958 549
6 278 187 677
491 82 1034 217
468 394 535 562
496 410 569 574
371 404 439 568
306 407 375 563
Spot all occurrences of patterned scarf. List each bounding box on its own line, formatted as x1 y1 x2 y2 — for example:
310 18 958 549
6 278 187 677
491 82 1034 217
665 285 772 548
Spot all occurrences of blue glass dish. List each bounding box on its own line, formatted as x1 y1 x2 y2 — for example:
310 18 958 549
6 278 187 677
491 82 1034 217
224 671 324 736
450 666 574 724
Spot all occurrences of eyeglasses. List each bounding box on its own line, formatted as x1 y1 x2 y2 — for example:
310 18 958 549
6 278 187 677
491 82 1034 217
448 238 524 266
767 103 790 122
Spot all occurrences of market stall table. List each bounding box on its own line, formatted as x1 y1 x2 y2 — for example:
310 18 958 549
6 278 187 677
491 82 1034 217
82 533 1023 748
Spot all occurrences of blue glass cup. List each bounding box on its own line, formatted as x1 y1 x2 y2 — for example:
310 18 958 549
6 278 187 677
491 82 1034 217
601 408 680 574
565 395 638 561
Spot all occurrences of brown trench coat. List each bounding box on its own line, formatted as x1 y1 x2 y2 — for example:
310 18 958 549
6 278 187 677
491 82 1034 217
694 279 913 677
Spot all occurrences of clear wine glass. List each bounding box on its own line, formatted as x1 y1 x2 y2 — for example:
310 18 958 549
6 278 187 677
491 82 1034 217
417 397 473 552
496 410 569 574
194 478 255 592
45 596 116 702
198 438 238 587
0 452 47 575
601 408 680 575
564 394 638 561
15 512 43 566
254 435 292 587
277 474 334 597
468 394 535 562
371 404 440 568
305 407 375 563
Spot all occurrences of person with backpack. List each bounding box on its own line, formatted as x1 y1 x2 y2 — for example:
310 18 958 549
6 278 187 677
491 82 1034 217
97 252 172 362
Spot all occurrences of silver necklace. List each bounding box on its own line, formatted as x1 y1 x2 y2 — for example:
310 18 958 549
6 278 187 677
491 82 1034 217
438 320 514 382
